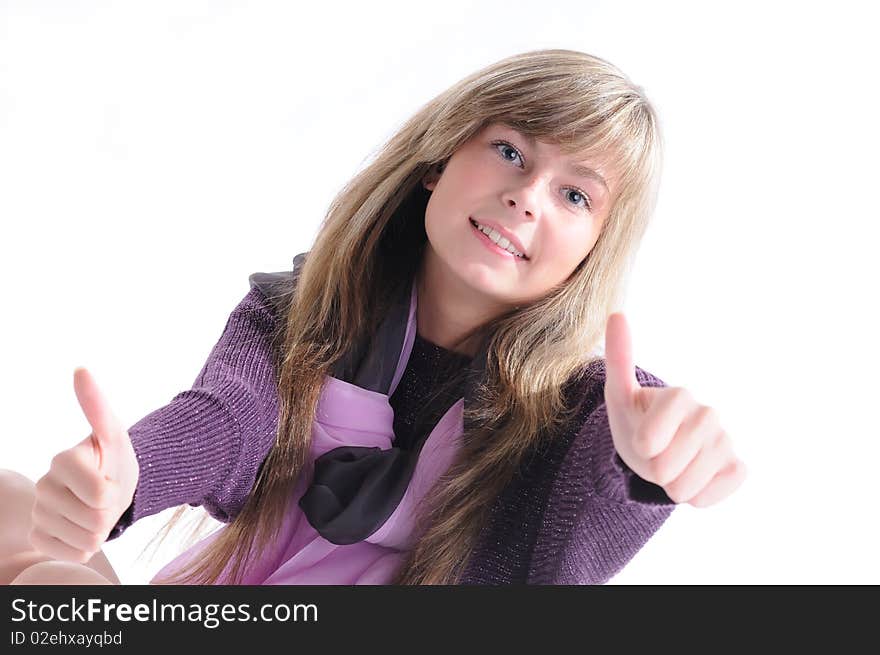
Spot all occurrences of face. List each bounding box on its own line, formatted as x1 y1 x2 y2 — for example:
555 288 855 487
421 122 617 312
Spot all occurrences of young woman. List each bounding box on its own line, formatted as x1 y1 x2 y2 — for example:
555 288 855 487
1 48 746 586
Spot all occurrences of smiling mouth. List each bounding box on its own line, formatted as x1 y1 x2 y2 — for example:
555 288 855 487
469 217 530 261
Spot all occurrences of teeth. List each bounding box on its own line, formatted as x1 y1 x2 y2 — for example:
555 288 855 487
471 219 526 258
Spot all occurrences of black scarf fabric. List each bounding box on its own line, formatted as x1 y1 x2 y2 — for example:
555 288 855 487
249 252 489 545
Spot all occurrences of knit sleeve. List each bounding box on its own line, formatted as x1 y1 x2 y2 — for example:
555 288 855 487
532 363 678 584
550 490 676 584
105 286 281 540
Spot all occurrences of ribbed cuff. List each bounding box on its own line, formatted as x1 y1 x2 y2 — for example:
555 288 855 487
105 386 243 541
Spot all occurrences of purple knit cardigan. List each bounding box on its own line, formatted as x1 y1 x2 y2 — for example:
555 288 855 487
108 278 677 584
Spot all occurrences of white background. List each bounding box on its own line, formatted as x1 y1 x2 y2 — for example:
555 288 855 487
1 0 878 585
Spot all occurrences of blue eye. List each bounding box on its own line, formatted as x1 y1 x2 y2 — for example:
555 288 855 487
565 189 590 209
491 140 593 212
492 140 524 166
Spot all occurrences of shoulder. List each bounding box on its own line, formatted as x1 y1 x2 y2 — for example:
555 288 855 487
246 252 308 318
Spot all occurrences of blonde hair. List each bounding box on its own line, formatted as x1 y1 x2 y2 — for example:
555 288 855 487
148 48 664 585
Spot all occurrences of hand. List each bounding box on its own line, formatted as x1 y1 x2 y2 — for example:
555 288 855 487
603 312 747 507
29 367 140 563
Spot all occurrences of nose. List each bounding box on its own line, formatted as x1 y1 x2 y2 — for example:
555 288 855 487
502 175 545 221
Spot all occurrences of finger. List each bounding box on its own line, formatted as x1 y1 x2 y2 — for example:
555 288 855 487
73 368 124 462
647 405 719 485
31 504 103 554
604 312 640 410
634 387 694 458
34 475 107 533
49 449 113 509
688 459 748 508
28 527 91 565
662 430 729 504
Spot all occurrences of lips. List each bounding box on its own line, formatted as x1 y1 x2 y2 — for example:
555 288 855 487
469 217 530 260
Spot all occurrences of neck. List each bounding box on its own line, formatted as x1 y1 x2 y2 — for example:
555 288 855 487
415 246 505 358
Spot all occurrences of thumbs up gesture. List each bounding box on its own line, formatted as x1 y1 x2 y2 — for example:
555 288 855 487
29 367 140 563
604 313 747 507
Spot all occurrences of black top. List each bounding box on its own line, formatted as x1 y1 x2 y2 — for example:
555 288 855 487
390 331 473 450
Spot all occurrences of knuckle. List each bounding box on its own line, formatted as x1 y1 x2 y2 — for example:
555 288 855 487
650 458 677 487
714 429 730 450
73 449 97 474
689 493 709 508
700 405 719 427
96 506 118 531
34 474 50 494
662 487 678 503
50 449 74 471
646 457 668 485
85 533 104 553
663 482 686 504
675 386 694 404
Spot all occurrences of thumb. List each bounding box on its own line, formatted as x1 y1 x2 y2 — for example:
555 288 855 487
604 312 640 411
73 367 126 472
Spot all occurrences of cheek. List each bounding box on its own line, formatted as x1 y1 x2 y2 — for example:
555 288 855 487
423 202 445 239
546 222 596 267
423 200 459 248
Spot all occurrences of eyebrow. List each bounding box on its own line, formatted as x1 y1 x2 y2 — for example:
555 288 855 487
509 129 610 194
568 162 609 194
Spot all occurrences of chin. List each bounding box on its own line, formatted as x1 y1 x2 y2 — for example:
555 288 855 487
463 267 515 299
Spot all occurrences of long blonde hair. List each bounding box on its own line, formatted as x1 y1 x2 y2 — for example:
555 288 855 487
149 48 664 585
